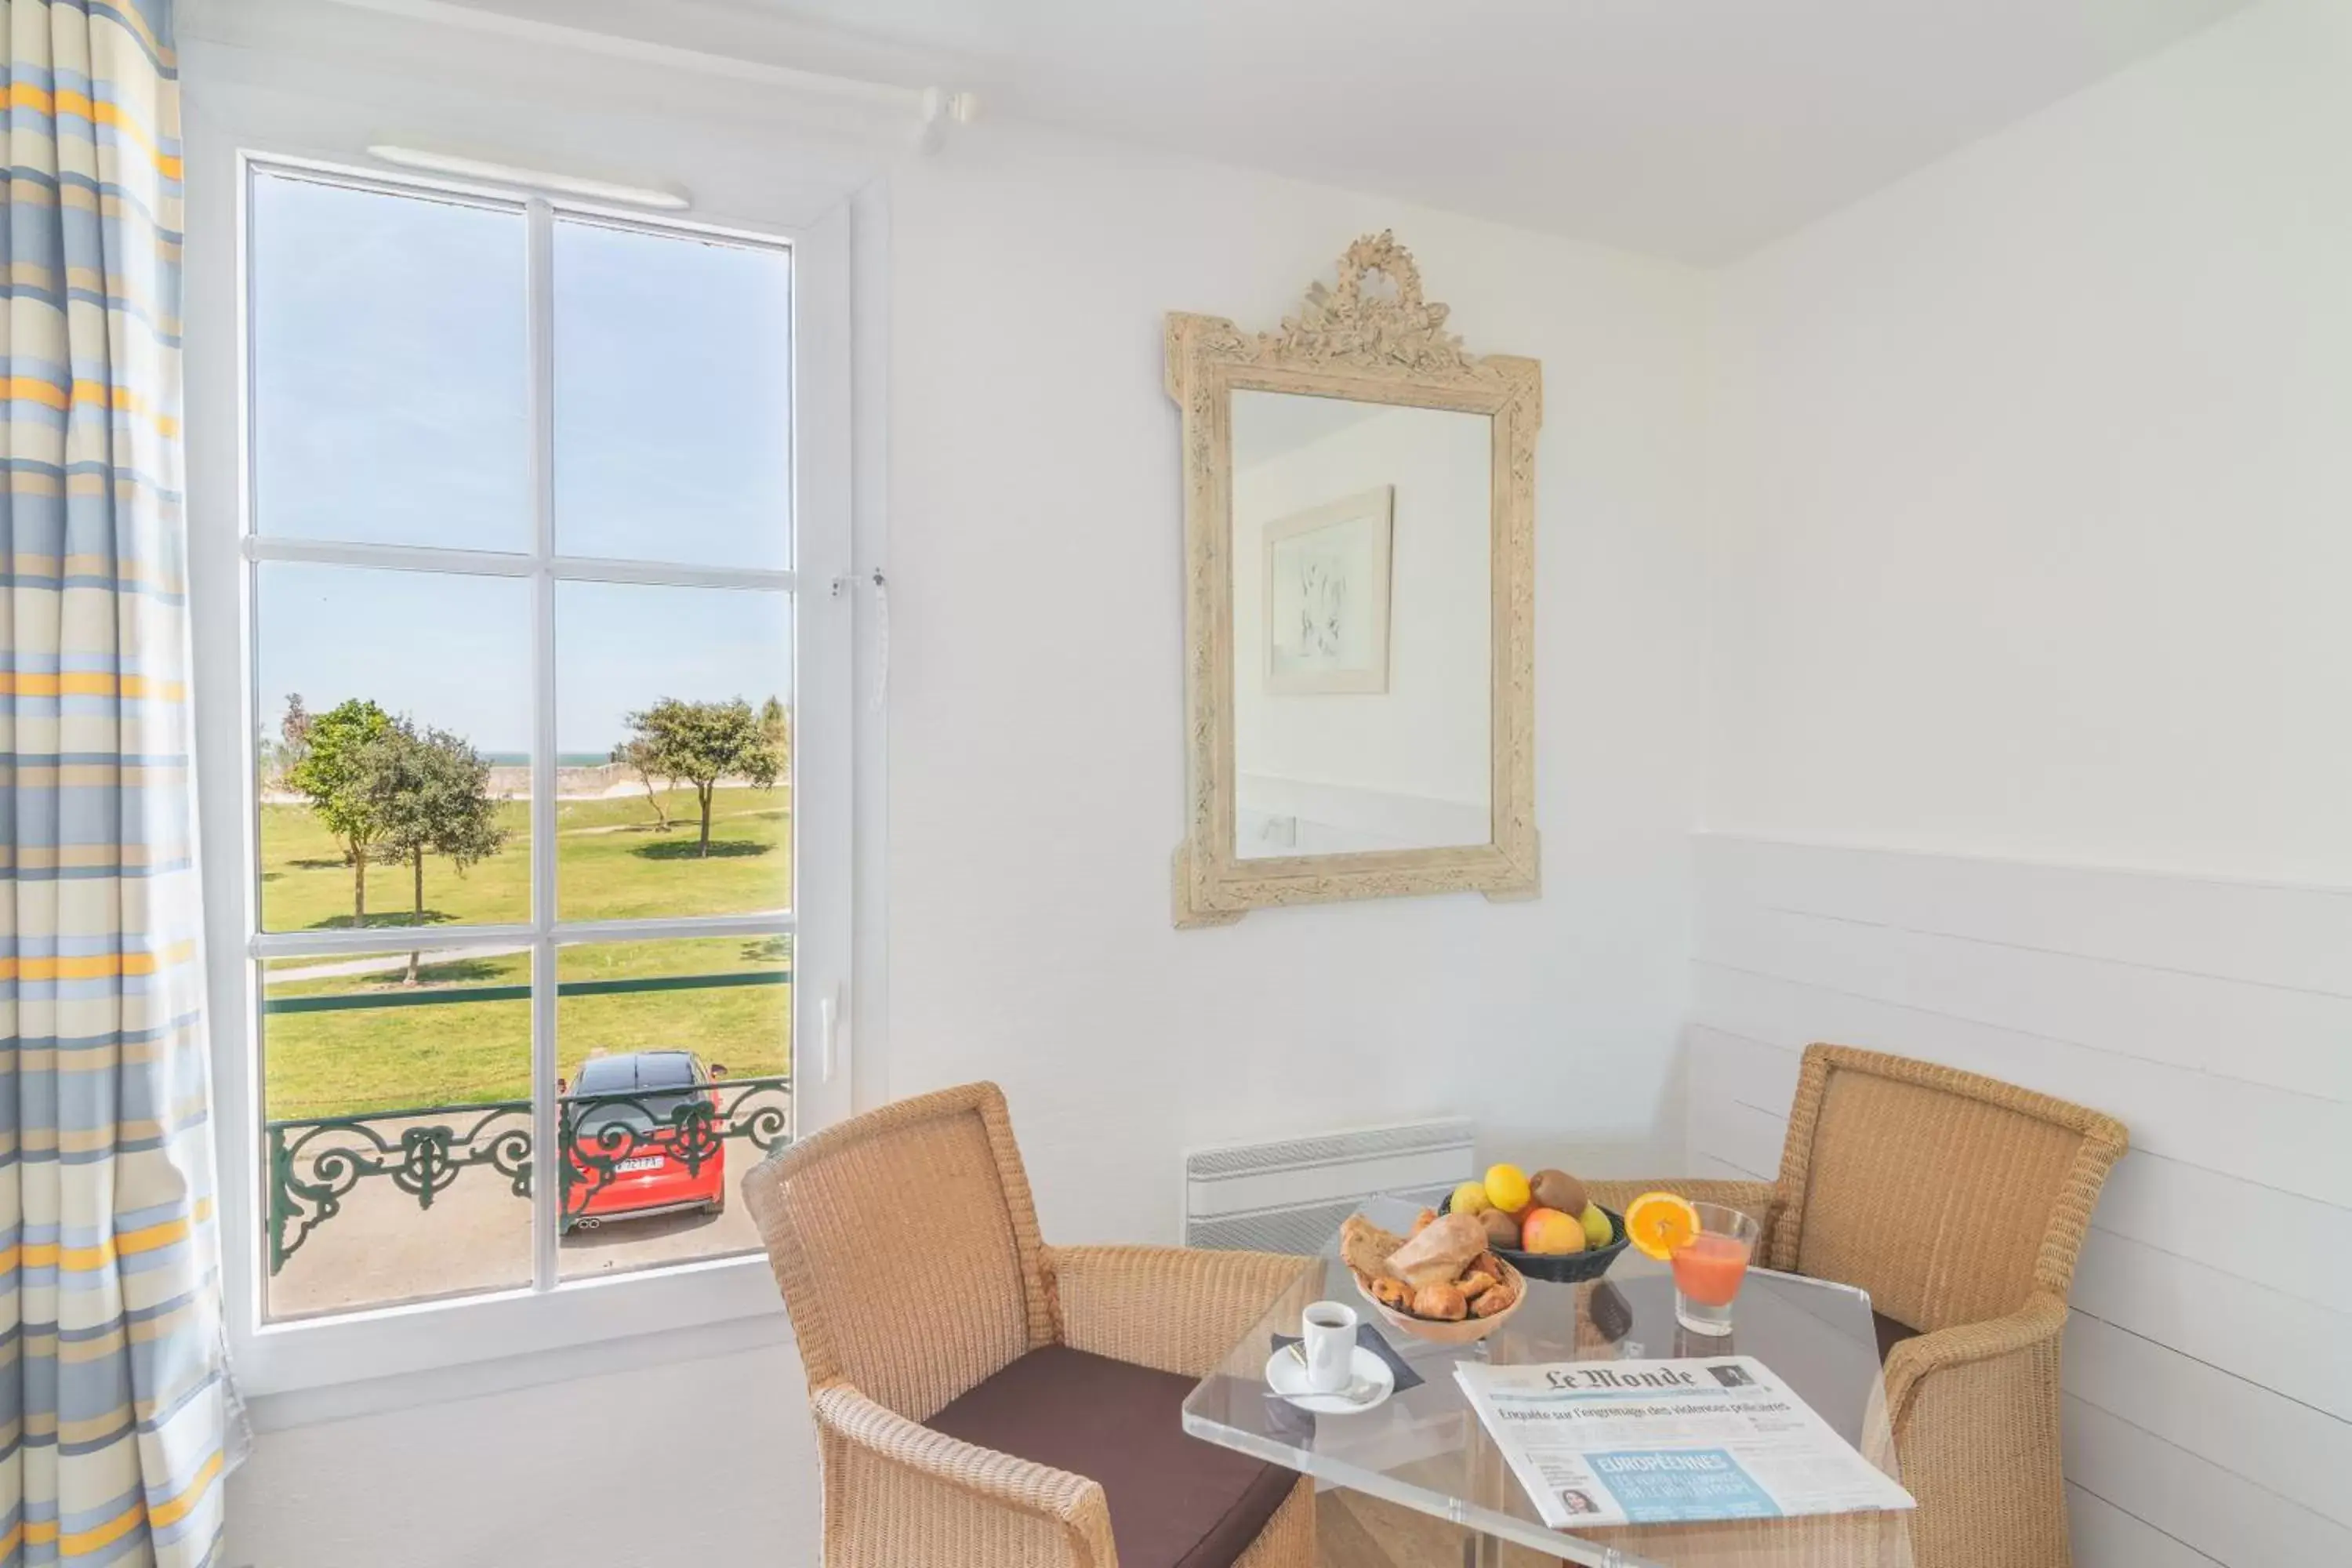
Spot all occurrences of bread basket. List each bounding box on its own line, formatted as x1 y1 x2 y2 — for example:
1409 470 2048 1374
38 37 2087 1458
1346 1254 1527 1345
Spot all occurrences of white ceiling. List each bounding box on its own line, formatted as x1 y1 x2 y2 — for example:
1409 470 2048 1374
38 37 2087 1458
406 0 2255 263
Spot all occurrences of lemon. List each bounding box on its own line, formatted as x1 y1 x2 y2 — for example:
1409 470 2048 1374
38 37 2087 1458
1450 1180 1493 1216
1483 1163 1531 1214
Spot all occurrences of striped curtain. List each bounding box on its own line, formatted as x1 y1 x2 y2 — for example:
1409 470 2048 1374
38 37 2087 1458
0 2 237 1563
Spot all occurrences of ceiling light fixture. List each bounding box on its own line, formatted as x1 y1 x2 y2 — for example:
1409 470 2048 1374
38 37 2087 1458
366 144 692 211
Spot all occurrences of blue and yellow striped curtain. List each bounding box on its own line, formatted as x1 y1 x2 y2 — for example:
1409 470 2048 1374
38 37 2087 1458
1 2 236 1562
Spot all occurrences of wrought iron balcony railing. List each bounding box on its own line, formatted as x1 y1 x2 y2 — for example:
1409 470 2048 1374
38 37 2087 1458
263 966 793 1274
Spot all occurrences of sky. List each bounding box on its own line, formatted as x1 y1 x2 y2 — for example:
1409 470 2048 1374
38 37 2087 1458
249 172 794 757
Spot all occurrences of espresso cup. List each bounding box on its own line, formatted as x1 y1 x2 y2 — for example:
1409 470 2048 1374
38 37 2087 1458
1300 1300 1358 1394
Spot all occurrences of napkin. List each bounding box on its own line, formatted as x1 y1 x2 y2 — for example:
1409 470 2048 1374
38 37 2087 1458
1270 1323 1425 1393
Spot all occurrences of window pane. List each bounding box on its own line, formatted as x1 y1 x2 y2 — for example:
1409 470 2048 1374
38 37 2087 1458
553 218 792 568
251 172 529 550
555 582 791 920
258 562 531 931
263 949 532 1319
557 936 790 1279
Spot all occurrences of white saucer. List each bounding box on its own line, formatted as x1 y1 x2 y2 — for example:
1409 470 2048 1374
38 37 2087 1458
1263 1345 1396 1413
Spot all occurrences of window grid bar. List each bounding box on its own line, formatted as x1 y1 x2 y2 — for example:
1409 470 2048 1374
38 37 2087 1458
241 534 797 593
527 194 561 1294
247 912 796 961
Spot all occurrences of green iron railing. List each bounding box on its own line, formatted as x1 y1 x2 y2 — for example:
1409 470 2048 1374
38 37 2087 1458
263 967 793 1275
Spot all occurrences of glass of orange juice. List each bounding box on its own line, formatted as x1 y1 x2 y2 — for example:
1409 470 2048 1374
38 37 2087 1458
1670 1204 1762 1336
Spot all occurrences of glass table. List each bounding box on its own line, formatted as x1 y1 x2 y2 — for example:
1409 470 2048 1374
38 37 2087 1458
1183 1197 1914 1568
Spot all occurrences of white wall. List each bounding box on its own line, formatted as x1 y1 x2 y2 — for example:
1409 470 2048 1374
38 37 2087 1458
1704 0 2352 887
1697 4 2352 1564
884 123 1710 1252
190 7 1712 1565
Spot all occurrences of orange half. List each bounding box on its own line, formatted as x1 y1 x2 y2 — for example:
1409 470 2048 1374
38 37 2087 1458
1622 1191 1700 1261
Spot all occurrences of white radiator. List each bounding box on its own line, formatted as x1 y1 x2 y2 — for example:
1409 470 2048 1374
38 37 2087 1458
1182 1118 1475 1254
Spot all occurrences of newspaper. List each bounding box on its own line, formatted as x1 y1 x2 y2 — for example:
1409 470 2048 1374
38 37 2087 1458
1454 1357 1915 1530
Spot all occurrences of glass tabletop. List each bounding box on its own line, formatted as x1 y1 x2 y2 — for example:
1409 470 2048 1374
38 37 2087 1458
1182 1196 1915 1568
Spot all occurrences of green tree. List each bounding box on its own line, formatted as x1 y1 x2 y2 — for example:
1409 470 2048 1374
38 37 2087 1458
758 695 790 796
285 698 394 924
610 735 673 831
622 697 781 857
263 692 313 793
363 724 510 982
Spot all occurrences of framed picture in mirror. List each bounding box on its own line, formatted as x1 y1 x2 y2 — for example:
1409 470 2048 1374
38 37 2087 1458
1264 485 1392 696
1168 233 1540 924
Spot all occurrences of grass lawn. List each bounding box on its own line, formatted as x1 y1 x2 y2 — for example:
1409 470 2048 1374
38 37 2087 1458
259 784 791 933
260 786 794 1120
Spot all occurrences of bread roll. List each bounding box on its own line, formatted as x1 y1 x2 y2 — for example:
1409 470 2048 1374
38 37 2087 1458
1385 1211 1486 1289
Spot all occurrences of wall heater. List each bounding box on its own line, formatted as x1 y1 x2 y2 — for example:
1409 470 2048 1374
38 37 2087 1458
1182 1118 1475 1254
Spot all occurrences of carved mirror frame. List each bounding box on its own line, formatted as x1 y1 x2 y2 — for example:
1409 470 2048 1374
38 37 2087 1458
1168 233 1541 927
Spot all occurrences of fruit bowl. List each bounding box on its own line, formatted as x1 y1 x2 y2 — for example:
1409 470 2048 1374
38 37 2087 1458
1346 1254 1527 1345
1440 1196 1631 1285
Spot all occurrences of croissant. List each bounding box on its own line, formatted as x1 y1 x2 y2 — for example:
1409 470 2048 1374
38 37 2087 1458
1369 1276 1413 1311
1455 1269 1498 1301
1411 1283 1469 1321
1471 1279 1519 1318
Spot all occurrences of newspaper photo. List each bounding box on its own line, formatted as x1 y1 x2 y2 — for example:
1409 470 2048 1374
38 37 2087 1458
1454 1357 1915 1530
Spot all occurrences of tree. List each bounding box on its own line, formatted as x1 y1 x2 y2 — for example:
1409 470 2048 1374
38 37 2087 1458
285 698 394 923
611 735 673 831
622 697 780 857
263 692 314 793
363 724 509 982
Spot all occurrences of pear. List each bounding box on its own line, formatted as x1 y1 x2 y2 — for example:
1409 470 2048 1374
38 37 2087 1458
1579 1202 1613 1250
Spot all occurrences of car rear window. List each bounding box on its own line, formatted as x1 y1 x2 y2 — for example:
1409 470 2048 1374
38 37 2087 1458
571 1054 702 1136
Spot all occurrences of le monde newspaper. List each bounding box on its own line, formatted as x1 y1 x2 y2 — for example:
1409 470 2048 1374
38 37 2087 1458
1454 1358 1916 1530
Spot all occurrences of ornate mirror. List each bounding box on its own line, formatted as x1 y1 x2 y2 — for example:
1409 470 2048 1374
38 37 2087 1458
1168 234 1540 926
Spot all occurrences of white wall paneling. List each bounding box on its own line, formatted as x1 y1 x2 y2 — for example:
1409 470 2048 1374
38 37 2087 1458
1686 834 2352 1566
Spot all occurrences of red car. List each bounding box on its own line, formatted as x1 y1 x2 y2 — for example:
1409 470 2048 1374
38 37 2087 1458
561 1051 728 1230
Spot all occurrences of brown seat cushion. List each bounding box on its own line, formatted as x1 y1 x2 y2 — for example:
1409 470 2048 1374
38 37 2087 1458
1873 1308 1920 1364
924 1345 1295 1568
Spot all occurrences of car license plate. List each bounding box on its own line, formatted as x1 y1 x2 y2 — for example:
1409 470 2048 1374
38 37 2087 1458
615 1155 665 1174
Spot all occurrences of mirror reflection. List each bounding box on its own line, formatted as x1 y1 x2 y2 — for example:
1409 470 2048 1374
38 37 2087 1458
1230 390 1493 859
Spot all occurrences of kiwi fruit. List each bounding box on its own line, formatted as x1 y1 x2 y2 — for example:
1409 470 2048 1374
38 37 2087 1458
1479 1207 1520 1249
1530 1168 1588 1216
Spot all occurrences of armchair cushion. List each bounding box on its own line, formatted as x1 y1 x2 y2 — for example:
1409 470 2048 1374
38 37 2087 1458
924 1344 1294 1568
1872 1310 1920 1365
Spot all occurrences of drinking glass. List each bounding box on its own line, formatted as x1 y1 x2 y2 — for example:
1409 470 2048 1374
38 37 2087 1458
1670 1203 1762 1335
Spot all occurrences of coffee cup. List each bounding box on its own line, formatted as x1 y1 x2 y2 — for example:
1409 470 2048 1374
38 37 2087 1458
1300 1301 1357 1393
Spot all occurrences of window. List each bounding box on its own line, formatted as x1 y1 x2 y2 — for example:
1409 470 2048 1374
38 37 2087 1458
235 159 846 1341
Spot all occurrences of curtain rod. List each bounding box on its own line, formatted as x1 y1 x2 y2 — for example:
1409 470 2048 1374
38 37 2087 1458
316 0 979 147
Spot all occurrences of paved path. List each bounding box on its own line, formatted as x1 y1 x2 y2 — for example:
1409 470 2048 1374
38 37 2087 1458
268 942 522 983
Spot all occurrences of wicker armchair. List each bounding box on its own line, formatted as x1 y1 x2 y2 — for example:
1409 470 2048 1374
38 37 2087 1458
742 1081 1316 1568
1591 1044 2126 1568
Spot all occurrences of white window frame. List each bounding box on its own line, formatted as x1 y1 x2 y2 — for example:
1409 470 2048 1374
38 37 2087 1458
189 149 856 1399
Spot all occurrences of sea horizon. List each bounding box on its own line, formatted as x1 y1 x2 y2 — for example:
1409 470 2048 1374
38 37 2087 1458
484 752 615 768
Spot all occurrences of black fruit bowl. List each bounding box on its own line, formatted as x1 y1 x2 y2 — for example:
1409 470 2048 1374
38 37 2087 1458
1439 1196 1632 1284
